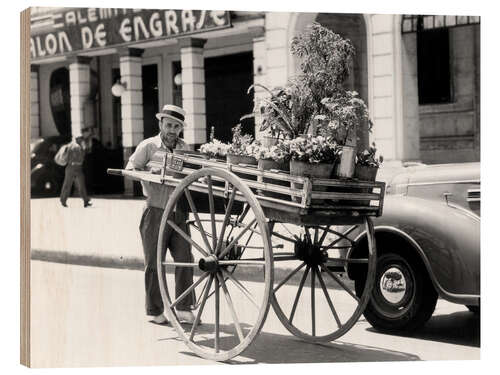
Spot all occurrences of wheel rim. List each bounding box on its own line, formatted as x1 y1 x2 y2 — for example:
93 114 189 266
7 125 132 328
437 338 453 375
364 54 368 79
157 168 273 361
270 218 377 342
372 258 415 319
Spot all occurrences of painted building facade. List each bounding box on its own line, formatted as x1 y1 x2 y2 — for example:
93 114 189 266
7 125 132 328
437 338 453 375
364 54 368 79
30 8 480 193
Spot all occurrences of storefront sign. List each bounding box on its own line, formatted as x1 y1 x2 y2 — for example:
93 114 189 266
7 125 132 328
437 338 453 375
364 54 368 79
31 8 231 61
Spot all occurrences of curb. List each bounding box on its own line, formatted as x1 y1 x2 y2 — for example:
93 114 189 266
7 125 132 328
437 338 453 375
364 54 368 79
31 249 351 289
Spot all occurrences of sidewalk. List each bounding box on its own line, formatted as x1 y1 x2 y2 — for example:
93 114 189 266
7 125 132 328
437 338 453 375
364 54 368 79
30 196 299 274
31 197 147 270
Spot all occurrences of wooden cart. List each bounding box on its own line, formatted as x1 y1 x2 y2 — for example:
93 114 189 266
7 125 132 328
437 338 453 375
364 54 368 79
108 151 385 361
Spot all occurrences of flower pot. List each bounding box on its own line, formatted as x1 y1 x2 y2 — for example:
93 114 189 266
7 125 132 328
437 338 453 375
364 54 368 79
227 153 258 181
289 160 334 203
334 145 356 179
261 136 279 147
258 158 290 199
227 154 258 166
354 164 379 182
201 153 227 162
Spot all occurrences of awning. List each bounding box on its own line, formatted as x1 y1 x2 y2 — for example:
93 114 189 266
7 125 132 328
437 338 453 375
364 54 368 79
402 15 480 33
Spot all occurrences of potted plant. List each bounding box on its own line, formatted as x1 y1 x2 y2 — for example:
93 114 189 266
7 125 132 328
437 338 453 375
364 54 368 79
253 143 290 198
253 143 290 172
199 139 229 161
279 135 340 201
355 143 383 181
290 23 373 178
227 124 258 166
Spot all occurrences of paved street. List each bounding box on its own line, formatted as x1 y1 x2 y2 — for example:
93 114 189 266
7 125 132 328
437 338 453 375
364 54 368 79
30 260 479 367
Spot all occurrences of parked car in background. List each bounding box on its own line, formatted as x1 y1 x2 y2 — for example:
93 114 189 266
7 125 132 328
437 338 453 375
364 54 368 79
31 135 70 196
31 136 124 197
345 162 480 332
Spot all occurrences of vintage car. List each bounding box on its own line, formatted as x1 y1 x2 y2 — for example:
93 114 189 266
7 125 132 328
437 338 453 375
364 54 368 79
346 162 480 332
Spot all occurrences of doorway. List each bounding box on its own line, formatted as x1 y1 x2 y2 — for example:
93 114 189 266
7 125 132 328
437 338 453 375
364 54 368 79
142 64 159 139
205 52 254 143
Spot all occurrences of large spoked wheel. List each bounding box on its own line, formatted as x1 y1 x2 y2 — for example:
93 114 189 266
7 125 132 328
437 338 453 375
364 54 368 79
270 218 377 342
157 168 273 361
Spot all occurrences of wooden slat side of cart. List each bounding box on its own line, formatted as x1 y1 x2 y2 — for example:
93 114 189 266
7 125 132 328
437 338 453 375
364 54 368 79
113 150 385 224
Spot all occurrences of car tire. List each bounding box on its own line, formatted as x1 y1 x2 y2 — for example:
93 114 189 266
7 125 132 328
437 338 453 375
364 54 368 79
355 251 438 332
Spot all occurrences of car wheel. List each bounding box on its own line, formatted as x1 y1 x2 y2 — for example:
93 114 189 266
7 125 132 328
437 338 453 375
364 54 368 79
355 251 437 332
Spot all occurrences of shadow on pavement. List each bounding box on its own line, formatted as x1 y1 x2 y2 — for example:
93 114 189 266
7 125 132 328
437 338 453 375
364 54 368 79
174 328 419 364
366 310 480 348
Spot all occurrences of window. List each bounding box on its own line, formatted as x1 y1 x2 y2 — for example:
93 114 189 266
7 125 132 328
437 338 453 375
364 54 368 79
416 20 452 104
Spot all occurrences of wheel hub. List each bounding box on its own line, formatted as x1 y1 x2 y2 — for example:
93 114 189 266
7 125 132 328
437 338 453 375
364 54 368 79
294 237 328 266
198 255 219 273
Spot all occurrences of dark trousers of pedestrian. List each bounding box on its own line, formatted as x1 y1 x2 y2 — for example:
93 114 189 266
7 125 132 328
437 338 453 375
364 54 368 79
60 165 90 205
140 206 195 316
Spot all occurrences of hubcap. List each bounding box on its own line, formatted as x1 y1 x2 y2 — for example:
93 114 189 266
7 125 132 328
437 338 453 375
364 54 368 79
379 267 407 304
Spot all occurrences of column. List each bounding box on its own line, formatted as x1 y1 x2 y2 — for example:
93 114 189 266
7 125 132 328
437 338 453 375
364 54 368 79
119 48 144 195
30 65 40 139
265 12 291 88
250 27 267 139
69 56 92 137
401 32 420 161
179 37 206 148
367 14 403 165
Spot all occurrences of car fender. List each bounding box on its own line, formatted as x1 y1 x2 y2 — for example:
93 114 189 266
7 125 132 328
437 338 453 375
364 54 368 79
353 195 479 305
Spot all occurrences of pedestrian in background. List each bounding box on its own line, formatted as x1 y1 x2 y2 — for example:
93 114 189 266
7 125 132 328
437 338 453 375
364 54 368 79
126 104 196 325
58 135 92 208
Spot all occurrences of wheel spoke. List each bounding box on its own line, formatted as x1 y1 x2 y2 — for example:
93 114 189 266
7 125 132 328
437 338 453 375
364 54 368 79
273 262 307 293
313 227 319 245
271 230 298 244
166 219 209 257
241 222 259 251
162 261 199 267
290 265 310 324
311 265 316 336
304 226 312 243
221 268 260 310
216 187 237 254
170 272 210 309
184 189 213 253
190 275 213 341
206 176 217 251
316 266 342 328
218 218 257 259
217 273 245 343
320 264 360 302
226 199 250 242
214 276 220 353
279 222 300 241
218 260 265 266
317 226 331 247
323 225 357 250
